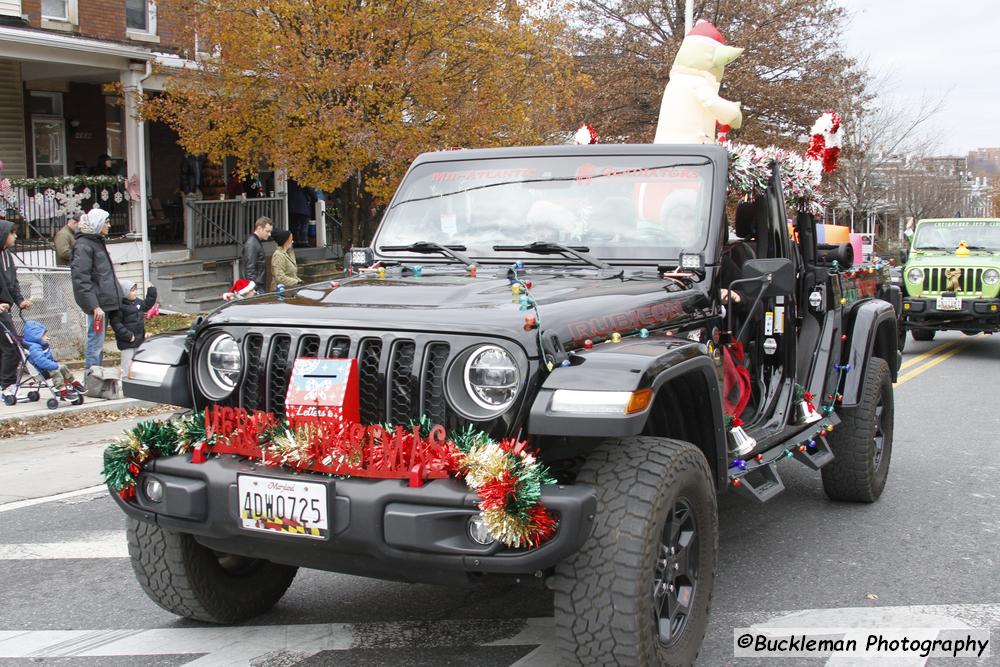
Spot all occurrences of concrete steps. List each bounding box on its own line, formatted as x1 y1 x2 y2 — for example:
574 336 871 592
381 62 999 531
151 258 234 314
298 257 344 285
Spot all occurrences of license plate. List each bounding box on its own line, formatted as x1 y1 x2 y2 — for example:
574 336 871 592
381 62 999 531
936 296 962 311
238 475 329 539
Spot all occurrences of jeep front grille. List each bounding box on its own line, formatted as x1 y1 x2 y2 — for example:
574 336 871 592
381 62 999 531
922 267 983 294
230 331 470 428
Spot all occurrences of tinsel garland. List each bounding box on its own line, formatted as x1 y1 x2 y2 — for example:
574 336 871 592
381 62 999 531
103 407 558 548
8 175 126 190
725 142 827 215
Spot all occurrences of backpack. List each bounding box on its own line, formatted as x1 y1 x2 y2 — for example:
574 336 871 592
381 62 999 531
85 365 120 399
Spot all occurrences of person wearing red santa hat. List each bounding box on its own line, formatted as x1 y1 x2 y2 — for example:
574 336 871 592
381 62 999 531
223 279 256 302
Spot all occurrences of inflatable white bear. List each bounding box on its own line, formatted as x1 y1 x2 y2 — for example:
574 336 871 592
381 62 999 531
653 20 744 145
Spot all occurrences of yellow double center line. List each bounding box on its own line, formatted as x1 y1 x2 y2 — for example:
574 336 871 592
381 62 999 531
895 335 981 386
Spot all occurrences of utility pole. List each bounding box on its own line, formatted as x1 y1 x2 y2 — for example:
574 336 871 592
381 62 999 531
684 0 693 34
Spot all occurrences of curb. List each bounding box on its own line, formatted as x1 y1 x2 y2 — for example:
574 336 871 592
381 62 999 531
0 397 161 424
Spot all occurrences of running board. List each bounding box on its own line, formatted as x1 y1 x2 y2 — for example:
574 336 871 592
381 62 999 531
728 416 840 503
731 463 785 502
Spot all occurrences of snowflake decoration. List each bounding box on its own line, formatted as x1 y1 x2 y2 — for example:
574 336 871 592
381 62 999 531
100 189 109 201
114 191 123 203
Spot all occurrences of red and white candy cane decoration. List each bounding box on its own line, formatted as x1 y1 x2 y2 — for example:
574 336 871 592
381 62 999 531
573 123 598 145
805 112 843 174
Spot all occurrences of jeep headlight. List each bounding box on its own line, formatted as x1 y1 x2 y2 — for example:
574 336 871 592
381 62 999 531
906 267 924 284
464 345 519 411
983 269 999 285
197 332 242 400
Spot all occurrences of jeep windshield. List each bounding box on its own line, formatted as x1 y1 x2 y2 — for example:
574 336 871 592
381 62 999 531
376 155 714 264
913 220 1000 251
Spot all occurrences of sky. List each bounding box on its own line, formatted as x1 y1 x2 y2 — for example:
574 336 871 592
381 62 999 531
838 0 1000 156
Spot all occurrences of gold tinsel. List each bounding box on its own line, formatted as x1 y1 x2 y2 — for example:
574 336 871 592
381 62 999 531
462 442 512 489
481 507 533 548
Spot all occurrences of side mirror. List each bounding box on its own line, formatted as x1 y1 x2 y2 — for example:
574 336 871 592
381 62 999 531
741 257 795 297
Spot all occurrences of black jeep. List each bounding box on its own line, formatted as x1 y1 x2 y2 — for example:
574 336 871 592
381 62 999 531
113 144 899 665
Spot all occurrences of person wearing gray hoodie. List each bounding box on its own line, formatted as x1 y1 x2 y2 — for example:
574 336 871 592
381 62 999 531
0 219 33 398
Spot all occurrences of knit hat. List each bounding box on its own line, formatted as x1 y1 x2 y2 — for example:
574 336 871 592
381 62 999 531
272 228 292 247
119 278 138 297
223 278 256 301
79 208 110 235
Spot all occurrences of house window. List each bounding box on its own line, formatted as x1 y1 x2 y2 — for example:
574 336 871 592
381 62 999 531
105 97 124 159
41 0 67 20
126 0 156 33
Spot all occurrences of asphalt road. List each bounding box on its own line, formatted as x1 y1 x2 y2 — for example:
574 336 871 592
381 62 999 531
0 331 998 666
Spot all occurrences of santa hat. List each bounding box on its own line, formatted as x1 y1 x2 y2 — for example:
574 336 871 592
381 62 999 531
573 123 598 145
688 19 726 44
223 279 255 301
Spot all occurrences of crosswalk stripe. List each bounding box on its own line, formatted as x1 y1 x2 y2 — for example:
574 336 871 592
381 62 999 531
0 531 127 560
1 604 996 661
0 485 107 513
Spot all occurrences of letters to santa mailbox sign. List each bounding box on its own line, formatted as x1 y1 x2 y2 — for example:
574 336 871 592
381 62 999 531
285 358 360 425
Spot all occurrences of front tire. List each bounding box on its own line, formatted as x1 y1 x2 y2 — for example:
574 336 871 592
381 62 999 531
551 437 718 666
822 357 893 502
911 329 935 341
127 518 298 623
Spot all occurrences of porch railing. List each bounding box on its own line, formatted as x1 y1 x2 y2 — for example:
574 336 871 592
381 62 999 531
184 196 287 248
2 182 131 239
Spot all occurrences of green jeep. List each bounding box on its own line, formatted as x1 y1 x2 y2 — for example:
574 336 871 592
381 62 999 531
902 218 1000 346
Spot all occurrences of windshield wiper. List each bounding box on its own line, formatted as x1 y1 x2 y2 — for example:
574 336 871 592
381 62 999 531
914 245 948 251
493 241 612 270
379 241 473 266
964 245 989 250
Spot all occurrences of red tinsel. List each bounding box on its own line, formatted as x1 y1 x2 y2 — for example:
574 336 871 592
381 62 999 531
478 470 518 512
526 505 558 546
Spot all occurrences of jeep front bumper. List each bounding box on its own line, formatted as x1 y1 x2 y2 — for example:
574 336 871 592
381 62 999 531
111 454 596 585
903 297 1000 331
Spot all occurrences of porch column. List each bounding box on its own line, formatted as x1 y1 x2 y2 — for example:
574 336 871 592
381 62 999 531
121 63 151 289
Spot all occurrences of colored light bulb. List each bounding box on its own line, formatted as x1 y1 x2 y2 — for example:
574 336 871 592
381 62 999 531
560 359 571 367
583 339 593 349
610 332 622 343
525 280 532 289
639 328 649 338
413 265 423 277
511 284 521 295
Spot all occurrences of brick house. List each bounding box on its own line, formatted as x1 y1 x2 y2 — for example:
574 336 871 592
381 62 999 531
0 2 310 312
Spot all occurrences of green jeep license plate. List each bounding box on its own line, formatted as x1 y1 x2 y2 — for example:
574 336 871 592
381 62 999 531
936 296 962 311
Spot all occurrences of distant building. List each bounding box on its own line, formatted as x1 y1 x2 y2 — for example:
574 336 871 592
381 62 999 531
968 147 1000 180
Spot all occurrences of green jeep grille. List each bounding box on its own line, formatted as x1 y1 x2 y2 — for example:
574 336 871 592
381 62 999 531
922 267 983 294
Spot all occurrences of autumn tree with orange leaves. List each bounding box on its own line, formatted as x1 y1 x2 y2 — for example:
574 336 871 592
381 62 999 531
147 0 586 244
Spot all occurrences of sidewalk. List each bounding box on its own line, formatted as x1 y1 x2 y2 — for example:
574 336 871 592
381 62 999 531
1 392 145 422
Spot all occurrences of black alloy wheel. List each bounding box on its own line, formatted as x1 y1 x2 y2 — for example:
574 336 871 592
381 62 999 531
654 497 699 647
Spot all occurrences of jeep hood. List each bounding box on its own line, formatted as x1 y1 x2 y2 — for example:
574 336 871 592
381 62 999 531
208 270 712 353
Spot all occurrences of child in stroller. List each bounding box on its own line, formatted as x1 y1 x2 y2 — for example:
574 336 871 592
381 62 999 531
0 318 85 408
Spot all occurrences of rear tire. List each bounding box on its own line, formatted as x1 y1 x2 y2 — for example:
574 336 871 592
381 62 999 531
822 358 893 502
46 398 58 410
127 518 298 623
911 329 935 341
551 436 718 666
27 390 40 402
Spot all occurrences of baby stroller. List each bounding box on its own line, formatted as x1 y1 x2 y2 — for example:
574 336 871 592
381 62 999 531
0 312 84 410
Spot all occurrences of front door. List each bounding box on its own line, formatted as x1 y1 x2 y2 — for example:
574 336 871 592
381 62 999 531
31 117 67 178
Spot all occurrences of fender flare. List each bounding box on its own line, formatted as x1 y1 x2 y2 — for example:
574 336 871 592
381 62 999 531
842 298 898 406
122 332 192 407
527 341 727 488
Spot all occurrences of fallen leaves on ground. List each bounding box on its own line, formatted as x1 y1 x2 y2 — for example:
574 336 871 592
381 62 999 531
0 405 178 440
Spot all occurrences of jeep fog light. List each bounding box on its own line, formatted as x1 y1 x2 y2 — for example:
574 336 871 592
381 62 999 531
983 269 999 285
144 478 163 503
550 388 653 415
907 267 923 284
468 515 495 545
